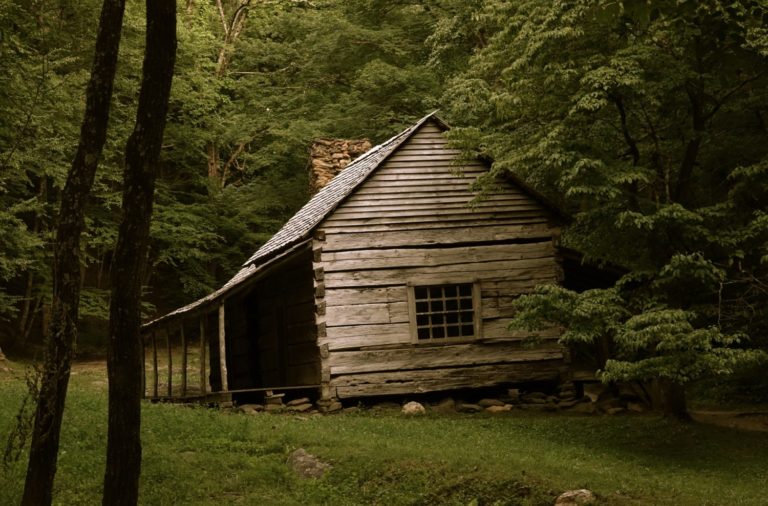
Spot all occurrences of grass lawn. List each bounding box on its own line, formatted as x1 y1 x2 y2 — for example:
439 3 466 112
1 359 766 505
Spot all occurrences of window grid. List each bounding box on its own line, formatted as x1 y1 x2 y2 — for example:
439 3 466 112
413 283 475 340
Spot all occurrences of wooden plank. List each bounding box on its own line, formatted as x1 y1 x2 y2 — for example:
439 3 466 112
141 340 146 398
321 217 551 234
385 154 465 163
166 328 173 397
152 331 158 398
180 325 187 397
335 198 534 213
358 180 473 190
199 317 207 395
329 343 564 375
324 211 546 227
323 257 558 288
332 361 562 398
321 242 553 272
389 147 463 156
218 304 228 392
321 322 411 350
325 301 409 326
326 206 545 222
345 189 489 200
325 286 408 306
481 318 560 340
370 165 483 174
368 173 478 182
322 224 556 251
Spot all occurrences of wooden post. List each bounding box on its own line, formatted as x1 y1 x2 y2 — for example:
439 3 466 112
152 331 158 398
180 325 187 397
199 317 207 395
218 304 228 392
141 334 146 398
166 327 173 397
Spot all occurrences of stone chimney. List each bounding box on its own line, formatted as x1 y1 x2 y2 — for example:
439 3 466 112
309 138 372 193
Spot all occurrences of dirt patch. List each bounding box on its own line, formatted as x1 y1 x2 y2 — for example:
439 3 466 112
692 410 768 432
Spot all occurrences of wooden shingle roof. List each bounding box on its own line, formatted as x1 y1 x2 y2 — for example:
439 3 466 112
143 112 439 329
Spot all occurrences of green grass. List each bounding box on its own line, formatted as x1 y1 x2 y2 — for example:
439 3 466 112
1 360 767 505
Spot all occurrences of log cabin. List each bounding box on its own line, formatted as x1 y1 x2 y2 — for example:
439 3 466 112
141 112 573 403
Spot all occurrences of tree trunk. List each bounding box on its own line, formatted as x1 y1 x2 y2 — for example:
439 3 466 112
21 2 126 505
102 1 176 504
650 379 691 421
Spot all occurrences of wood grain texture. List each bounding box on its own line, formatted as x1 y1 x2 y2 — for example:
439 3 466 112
329 343 563 375
332 361 563 398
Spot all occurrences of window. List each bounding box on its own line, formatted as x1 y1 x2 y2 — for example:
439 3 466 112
408 282 480 341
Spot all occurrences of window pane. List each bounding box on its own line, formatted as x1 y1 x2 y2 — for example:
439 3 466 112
411 283 476 341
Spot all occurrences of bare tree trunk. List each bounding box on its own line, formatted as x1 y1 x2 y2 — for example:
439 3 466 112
21 2 126 505
207 0 250 188
102 1 176 504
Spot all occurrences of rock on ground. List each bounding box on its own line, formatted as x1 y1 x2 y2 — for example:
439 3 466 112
402 401 426 415
287 448 332 479
554 489 596 505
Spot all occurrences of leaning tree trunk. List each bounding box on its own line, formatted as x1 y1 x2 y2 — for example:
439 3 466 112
102 1 176 504
21 2 126 505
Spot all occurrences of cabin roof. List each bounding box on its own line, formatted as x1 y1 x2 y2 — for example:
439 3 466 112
142 112 564 330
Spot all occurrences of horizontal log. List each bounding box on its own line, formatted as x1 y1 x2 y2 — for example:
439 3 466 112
321 322 411 350
482 318 560 340
321 242 554 273
324 257 558 288
339 195 534 211
345 189 495 200
322 218 549 234
390 147 463 156
368 173 478 183
325 286 408 307
326 206 546 222
332 361 563 398
325 301 409 326
322 224 556 251
329 342 564 375
369 165 483 175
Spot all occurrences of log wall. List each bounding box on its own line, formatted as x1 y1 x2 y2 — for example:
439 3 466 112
315 120 565 398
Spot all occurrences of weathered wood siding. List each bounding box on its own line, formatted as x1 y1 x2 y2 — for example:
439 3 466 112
314 120 564 398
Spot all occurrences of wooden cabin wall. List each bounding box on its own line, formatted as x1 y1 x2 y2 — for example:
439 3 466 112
314 120 565 398
251 250 319 388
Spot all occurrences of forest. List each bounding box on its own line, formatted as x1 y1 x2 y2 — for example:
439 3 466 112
1 0 768 504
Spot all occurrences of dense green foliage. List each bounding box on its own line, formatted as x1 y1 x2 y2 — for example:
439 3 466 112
0 0 444 349
2 361 768 505
437 0 768 388
1 0 766 399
